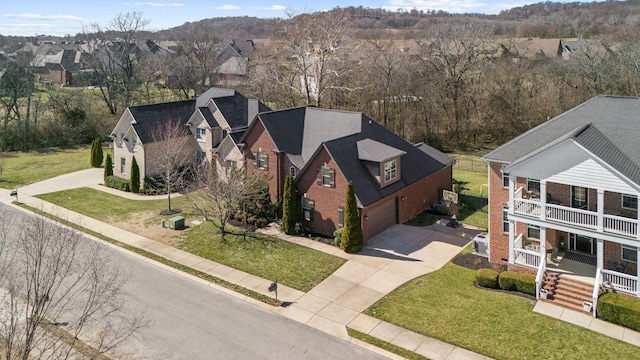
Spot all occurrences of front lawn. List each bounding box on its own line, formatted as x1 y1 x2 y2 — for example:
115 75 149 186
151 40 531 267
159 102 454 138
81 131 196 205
178 222 345 292
0 146 92 189
366 253 639 360
37 187 345 292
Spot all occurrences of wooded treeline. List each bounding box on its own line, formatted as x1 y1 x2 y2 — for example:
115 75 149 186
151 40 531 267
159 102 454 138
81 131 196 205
2 3 640 153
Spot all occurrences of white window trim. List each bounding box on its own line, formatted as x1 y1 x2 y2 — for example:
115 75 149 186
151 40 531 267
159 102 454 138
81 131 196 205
622 194 638 210
502 207 509 234
384 159 397 182
196 128 207 142
501 165 509 188
321 166 332 186
120 158 126 175
621 245 637 263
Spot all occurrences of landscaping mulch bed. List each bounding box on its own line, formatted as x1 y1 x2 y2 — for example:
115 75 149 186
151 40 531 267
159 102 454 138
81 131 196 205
451 253 506 272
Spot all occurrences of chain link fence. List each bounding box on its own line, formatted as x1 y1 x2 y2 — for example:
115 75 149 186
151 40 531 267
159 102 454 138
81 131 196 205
452 157 487 173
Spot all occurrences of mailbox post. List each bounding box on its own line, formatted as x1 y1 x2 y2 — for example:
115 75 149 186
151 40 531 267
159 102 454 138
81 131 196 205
10 189 18 203
268 279 278 301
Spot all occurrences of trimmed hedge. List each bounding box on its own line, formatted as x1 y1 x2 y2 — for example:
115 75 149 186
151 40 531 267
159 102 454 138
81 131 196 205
498 271 536 295
105 175 130 192
476 269 499 289
597 292 640 331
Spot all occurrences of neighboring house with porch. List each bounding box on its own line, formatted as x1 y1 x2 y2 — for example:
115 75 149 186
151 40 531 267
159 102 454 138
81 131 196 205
483 95 640 316
111 88 268 182
242 106 454 242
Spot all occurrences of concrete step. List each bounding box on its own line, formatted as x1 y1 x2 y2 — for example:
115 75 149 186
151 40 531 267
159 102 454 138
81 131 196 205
541 272 594 314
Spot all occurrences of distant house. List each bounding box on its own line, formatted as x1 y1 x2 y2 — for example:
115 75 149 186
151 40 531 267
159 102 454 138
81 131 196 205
242 106 454 241
483 95 640 315
501 38 562 61
110 88 269 182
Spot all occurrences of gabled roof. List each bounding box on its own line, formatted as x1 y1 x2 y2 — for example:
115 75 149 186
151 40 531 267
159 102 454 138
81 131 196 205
357 139 405 162
127 99 195 144
323 118 449 207
415 142 456 166
255 106 362 164
484 95 640 185
196 107 218 128
250 106 451 208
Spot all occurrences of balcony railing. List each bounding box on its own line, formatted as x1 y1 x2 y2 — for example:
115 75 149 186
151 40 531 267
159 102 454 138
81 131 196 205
601 269 638 296
513 199 638 239
514 248 540 269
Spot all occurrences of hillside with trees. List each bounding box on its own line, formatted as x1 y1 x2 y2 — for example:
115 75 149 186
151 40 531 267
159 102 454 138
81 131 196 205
1 1 639 153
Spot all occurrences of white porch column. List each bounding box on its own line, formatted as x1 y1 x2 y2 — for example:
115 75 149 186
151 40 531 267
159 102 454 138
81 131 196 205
540 181 547 221
508 174 515 211
597 189 604 232
596 238 603 270
637 246 640 297
539 225 547 261
508 220 515 264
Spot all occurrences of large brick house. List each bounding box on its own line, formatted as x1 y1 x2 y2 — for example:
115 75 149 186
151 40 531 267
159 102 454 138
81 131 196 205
241 106 454 242
110 88 269 182
483 95 640 315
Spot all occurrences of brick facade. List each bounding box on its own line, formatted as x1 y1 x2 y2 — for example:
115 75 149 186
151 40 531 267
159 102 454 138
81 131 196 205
296 147 349 238
488 161 509 263
243 120 281 202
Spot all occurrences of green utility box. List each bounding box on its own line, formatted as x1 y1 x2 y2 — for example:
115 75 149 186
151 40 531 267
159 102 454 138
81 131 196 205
169 216 185 230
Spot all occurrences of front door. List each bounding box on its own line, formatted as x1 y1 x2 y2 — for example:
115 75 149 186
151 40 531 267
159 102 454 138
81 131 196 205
569 233 596 255
571 186 589 210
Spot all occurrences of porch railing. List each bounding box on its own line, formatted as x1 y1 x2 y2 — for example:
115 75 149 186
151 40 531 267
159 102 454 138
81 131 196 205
535 258 546 300
514 248 540 269
601 269 638 296
603 214 638 238
592 270 602 318
512 199 638 240
514 233 523 250
546 203 598 230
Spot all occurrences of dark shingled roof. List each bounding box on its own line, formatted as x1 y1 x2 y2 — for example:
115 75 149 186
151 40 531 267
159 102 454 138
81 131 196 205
215 94 253 129
415 142 456 166
128 99 195 144
325 117 449 207
198 107 218 128
253 106 450 207
484 95 640 184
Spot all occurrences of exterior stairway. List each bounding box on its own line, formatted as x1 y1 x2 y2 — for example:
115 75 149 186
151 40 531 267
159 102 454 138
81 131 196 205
541 272 593 313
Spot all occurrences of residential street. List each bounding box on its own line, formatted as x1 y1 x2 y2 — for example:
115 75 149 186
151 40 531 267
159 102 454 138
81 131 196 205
0 203 387 360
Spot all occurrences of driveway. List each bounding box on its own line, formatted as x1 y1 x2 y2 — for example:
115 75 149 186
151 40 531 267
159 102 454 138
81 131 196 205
277 222 483 339
17 168 104 196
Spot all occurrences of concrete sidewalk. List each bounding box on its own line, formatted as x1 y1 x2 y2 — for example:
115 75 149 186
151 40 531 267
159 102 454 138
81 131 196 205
1 170 492 360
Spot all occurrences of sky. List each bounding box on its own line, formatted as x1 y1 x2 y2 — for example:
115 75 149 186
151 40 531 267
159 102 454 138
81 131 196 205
0 0 582 37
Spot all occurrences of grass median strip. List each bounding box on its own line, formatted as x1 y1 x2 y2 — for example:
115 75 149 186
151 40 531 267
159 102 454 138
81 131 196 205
347 328 429 360
19 203 282 307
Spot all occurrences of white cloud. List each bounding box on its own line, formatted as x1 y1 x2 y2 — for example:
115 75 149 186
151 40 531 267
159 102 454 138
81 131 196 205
123 2 184 7
386 0 487 13
261 5 286 10
1 13 85 21
215 4 241 10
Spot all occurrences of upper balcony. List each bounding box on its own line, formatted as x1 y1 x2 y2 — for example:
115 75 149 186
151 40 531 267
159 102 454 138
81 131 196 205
511 184 639 240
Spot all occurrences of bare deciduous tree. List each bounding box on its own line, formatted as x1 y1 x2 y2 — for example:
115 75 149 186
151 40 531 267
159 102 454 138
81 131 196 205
149 119 196 214
0 207 146 360
185 166 270 237
84 12 150 115
173 29 223 97
269 9 359 107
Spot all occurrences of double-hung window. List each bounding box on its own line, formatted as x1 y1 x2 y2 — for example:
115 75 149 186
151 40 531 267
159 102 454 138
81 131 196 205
384 159 397 182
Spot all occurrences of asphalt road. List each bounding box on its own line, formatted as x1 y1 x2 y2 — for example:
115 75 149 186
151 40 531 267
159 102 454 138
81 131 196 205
0 204 387 360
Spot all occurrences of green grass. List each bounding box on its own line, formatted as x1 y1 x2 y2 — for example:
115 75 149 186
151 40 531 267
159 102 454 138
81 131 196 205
36 187 345 292
19 203 281 307
0 146 93 189
453 169 488 197
178 222 345 292
347 328 429 360
366 261 640 360
37 187 191 222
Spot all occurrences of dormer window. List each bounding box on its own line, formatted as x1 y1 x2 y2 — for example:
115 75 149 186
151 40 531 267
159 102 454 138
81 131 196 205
384 159 397 182
197 128 206 141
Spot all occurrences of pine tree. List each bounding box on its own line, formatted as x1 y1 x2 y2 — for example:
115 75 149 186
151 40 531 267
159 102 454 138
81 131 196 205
89 138 98 167
104 153 113 182
282 173 300 234
341 181 363 253
130 156 140 193
94 137 103 167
